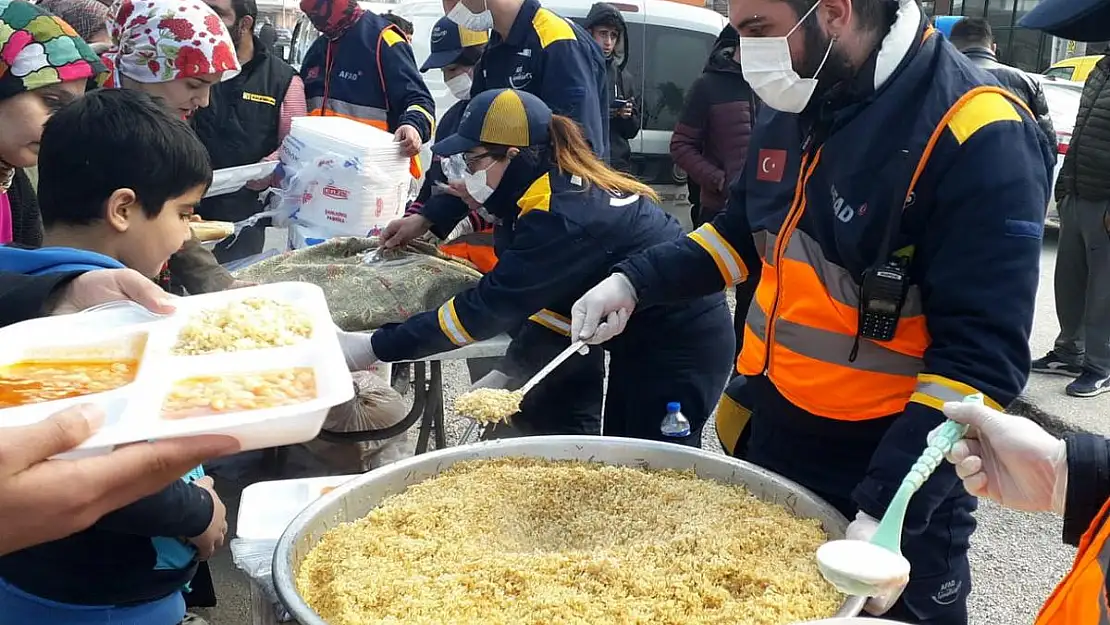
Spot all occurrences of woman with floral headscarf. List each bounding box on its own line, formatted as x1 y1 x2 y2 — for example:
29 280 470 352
101 0 245 295
0 0 105 247
102 0 240 119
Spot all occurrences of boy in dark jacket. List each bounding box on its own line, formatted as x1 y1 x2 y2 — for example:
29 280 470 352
0 89 227 625
585 3 640 174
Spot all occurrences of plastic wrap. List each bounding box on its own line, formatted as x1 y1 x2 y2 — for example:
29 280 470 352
230 538 291 622
278 118 412 238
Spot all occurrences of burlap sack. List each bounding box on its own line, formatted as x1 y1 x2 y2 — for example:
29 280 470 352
300 371 414 473
233 237 482 331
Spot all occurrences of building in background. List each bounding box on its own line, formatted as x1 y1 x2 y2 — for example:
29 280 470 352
928 0 1106 73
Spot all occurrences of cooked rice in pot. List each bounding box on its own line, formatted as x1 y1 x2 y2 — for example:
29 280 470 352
296 458 843 625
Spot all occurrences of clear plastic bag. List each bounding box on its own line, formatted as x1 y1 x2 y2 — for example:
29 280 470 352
230 538 292 622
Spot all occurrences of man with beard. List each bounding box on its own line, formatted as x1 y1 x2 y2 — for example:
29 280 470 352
570 0 1055 622
193 0 305 262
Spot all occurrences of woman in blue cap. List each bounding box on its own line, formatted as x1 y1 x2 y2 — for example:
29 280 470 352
393 16 495 271
341 88 735 446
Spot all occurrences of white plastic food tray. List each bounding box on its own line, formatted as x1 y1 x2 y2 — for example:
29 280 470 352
0 282 354 457
237 474 360 541
206 161 280 198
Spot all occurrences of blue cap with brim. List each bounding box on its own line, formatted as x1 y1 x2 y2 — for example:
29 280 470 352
1019 0 1110 42
432 89 552 156
420 17 490 72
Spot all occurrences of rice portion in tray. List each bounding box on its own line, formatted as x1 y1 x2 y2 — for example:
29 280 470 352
296 458 842 625
173 298 312 355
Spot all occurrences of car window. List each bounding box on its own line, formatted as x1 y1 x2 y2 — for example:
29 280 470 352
1041 83 1082 133
288 17 319 70
1043 66 1075 81
638 24 716 132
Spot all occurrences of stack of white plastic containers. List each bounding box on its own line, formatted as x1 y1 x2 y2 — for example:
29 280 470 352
280 117 412 248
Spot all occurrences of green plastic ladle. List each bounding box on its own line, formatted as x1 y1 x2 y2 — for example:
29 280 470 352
816 393 982 597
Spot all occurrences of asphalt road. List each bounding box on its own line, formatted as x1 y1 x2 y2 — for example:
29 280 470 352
198 215 1102 625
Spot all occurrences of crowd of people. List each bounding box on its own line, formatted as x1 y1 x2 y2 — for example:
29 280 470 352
0 0 1108 622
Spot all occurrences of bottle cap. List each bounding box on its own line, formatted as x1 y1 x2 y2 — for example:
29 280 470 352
666 402 681 413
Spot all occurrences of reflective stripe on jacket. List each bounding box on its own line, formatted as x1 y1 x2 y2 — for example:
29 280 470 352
1036 497 1110 624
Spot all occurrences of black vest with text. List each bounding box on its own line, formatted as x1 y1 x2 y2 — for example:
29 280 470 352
193 38 295 223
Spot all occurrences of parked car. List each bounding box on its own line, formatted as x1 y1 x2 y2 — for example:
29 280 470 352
1034 75 1083 228
287 0 728 186
1043 55 1104 84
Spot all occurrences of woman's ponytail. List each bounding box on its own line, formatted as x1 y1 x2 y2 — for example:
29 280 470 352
547 115 659 202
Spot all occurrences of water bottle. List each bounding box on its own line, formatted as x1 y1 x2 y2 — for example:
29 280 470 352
660 402 691 438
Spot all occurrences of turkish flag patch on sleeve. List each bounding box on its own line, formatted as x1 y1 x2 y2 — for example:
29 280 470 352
755 149 787 183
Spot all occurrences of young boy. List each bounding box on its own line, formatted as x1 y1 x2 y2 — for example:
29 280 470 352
0 89 227 625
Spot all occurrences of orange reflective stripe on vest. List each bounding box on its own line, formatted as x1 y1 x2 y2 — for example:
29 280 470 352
736 86 1028 420
1035 497 1110 625
439 229 498 273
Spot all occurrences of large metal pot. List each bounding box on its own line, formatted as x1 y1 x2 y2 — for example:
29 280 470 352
274 436 867 623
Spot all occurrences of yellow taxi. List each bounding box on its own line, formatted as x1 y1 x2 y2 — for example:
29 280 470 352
1043 55 1104 83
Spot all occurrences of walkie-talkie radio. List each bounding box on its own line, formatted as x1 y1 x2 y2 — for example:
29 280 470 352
851 148 915 353
859 258 909 342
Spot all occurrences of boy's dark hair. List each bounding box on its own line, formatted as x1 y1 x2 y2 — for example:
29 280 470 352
38 89 213 227
949 17 993 49
591 15 623 33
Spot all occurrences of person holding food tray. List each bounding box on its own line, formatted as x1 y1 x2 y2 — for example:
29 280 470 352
0 89 228 625
339 88 734 446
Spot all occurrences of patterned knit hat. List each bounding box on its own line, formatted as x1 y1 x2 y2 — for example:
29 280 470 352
0 0 105 100
100 0 239 87
37 0 110 43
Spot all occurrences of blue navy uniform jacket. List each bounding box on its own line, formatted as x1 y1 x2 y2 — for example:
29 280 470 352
618 20 1054 533
473 0 609 160
300 12 435 141
372 167 694 361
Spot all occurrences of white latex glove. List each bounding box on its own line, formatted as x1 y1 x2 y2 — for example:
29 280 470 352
941 401 1068 514
569 273 637 345
845 511 906 615
471 370 511 391
336 329 379 371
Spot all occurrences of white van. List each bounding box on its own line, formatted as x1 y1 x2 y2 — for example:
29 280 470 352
288 0 728 185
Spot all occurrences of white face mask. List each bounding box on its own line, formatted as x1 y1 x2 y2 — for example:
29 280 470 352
446 0 494 32
739 1 833 114
445 73 473 100
462 164 495 204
